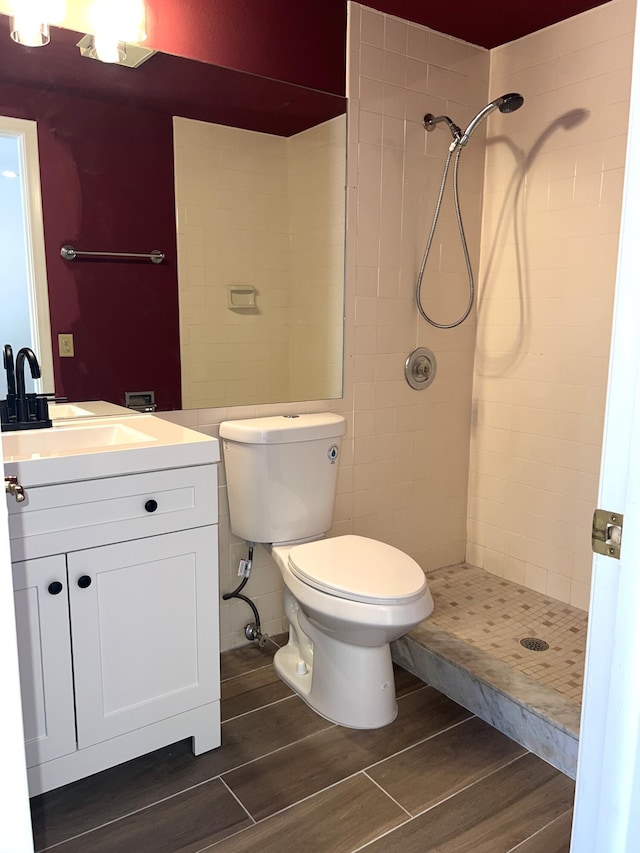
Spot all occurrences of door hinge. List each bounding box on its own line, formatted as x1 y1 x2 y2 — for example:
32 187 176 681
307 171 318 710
592 509 623 559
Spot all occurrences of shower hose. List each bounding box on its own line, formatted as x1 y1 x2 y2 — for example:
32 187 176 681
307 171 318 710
415 145 474 329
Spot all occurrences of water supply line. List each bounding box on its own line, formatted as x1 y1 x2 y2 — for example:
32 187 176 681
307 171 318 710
222 544 269 648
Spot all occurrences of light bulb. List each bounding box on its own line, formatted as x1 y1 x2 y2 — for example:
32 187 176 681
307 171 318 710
10 13 49 46
91 34 126 64
89 0 147 44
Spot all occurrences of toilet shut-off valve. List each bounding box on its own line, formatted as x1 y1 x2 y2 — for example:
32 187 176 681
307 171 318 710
222 544 269 648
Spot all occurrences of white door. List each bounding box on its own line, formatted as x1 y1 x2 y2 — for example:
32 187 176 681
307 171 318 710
12 554 76 767
68 526 220 748
571 0 640 848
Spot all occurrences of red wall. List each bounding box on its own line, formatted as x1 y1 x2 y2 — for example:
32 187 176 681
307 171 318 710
146 0 347 97
0 85 181 410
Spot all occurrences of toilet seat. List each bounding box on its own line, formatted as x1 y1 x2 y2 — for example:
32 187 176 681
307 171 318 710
288 534 427 606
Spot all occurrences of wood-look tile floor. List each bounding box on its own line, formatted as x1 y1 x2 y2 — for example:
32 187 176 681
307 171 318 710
31 634 575 853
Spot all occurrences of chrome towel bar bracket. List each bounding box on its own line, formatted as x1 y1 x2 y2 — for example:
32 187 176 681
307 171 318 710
61 245 165 264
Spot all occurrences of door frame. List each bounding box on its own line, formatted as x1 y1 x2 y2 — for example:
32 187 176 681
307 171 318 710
0 115 54 392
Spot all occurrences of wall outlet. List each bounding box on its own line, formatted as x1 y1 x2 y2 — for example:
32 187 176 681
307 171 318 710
58 333 74 357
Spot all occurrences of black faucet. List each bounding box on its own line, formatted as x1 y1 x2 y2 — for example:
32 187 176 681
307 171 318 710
2 344 16 422
1 344 52 431
15 347 42 422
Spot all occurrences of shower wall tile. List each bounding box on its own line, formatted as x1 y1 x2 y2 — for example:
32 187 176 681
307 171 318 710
467 0 636 609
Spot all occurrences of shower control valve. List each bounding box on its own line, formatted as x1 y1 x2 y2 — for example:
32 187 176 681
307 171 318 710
404 347 437 391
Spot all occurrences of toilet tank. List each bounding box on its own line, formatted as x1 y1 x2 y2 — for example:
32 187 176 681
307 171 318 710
219 413 346 544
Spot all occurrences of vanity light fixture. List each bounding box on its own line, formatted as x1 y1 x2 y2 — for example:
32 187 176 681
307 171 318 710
85 0 147 65
76 32 156 69
9 0 65 47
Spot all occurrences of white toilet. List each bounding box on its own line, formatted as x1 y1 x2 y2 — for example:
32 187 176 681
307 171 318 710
219 413 434 729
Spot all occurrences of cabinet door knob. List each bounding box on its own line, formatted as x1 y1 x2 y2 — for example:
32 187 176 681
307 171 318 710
48 581 63 595
77 575 92 589
145 499 158 513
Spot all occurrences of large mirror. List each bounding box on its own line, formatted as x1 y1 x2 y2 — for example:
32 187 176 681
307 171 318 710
0 21 346 411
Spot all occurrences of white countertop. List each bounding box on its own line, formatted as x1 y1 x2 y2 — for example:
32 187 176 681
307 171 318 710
2 413 219 487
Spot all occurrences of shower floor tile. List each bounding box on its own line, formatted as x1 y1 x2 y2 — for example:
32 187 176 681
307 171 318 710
426 564 587 704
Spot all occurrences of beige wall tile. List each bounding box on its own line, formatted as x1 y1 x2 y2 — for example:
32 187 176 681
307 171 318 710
468 0 634 611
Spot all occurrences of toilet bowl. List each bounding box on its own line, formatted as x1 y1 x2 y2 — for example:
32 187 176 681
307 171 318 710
270 535 433 728
219 413 434 729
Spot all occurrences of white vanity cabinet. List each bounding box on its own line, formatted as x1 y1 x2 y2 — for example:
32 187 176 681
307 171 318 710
13 554 76 769
8 459 221 796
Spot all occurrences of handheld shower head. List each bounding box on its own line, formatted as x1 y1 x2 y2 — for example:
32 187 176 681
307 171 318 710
497 93 524 113
457 92 524 147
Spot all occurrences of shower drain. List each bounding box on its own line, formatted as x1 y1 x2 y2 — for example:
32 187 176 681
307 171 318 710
520 637 550 652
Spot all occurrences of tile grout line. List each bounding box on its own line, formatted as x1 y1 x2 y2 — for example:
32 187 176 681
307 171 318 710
213 703 480 838
349 817 411 853
219 776 257 825
220 685 460 786
36 712 334 851
219 637 286 684
217 722 338 783
34 775 230 853
208 769 385 849
220 660 276 684
33 717 570 853
362 713 475 773
208 716 518 853
220 663 271 684
362 770 413 817
505 808 574 852
348 753 531 853
222 692 297 724
41 691 468 850
344 773 416 853
411 751 531 821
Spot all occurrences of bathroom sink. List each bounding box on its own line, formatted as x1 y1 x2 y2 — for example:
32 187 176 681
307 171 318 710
2 414 219 486
3 422 155 458
49 400 134 422
50 403 99 419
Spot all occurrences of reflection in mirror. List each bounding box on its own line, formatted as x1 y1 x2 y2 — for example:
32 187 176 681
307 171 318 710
174 115 345 408
0 20 346 411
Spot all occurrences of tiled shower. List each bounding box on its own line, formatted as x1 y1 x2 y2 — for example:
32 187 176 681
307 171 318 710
165 0 636 651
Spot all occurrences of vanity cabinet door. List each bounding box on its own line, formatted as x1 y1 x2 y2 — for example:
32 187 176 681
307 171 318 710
12 555 77 767
67 525 220 748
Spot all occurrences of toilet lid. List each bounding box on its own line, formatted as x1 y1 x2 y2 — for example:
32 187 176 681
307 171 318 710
288 535 427 605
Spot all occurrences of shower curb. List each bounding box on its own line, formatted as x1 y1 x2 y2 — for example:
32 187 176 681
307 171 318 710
392 625 580 779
